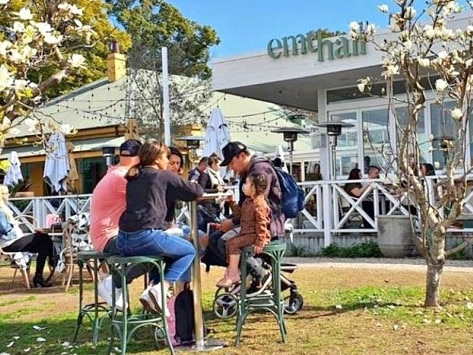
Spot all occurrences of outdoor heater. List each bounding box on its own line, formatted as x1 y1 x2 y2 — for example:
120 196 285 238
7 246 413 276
102 146 116 167
175 135 205 167
315 120 354 179
271 127 310 175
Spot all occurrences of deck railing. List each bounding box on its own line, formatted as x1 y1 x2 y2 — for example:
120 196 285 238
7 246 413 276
9 176 473 246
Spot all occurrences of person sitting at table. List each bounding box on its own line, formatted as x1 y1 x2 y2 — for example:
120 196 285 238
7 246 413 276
197 153 226 231
217 173 271 287
344 168 374 228
90 139 152 310
0 185 54 288
117 139 203 315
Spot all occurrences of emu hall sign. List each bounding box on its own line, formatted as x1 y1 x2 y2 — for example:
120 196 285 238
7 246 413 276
267 29 367 61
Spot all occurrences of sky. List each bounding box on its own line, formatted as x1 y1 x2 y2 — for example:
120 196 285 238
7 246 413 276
168 0 389 59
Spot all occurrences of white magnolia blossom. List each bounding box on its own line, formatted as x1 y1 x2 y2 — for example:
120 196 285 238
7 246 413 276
404 6 416 19
32 22 53 36
435 79 449 92
16 8 33 21
60 124 74 135
0 0 9 4
44 34 63 45
451 108 463 120
68 54 85 68
418 57 430 68
24 118 40 133
378 4 389 12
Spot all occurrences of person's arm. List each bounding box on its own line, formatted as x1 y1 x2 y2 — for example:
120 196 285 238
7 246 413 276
253 199 271 252
167 172 204 201
0 211 12 236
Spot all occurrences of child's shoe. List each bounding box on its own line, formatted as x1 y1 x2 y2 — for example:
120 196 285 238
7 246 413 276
216 269 240 288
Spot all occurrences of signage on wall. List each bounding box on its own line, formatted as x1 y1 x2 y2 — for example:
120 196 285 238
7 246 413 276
267 29 367 61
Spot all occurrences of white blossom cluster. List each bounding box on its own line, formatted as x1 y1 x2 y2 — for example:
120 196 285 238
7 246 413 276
0 0 93 137
352 0 473 123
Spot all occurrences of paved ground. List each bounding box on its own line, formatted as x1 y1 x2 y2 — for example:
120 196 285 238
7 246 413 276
284 257 473 272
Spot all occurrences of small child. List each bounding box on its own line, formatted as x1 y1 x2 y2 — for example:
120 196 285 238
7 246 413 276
216 173 271 287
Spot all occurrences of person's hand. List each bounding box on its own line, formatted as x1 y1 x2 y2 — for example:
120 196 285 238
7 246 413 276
217 219 233 232
253 245 264 254
225 191 235 202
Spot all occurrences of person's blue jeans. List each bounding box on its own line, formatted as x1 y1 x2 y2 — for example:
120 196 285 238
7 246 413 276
117 228 196 284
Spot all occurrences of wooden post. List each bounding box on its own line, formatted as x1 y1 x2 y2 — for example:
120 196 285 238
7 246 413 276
125 119 139 140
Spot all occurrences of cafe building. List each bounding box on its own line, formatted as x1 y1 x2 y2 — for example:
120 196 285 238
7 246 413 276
211 12 473 181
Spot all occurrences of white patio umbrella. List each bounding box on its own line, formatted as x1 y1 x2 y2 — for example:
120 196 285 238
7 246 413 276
274 145 289 173
4 151 23 187
43 132 70 193
201 107 231 160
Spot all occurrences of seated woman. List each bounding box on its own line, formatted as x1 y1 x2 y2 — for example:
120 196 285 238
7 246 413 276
117 139 204 316
0 185 54 287
344 168 374 227
197 153 226 231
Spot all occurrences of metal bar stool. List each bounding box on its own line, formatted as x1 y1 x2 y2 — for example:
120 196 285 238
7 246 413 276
107 255 175 355
235 241 287 345
72 250 110 345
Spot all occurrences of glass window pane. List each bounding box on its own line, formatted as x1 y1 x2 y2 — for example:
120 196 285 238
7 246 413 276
362 108 390 173
430 101 457 170
330 112 357 177
394 106 427 165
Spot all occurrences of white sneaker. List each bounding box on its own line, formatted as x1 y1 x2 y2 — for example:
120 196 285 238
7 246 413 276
140 287 160 314
97 275 127 311
148 284 170 318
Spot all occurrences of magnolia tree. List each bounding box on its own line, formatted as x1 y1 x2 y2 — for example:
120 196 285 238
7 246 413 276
0 0 94 146
353 0 473 307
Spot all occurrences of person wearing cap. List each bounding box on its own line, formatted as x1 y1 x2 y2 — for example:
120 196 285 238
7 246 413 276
203 141 284 284
90 139 150 309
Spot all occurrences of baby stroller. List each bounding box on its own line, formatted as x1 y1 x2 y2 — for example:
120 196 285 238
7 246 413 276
212 256 304 319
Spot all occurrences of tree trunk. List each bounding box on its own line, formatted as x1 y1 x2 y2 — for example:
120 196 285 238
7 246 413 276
423 228 446 307
424 261 443 306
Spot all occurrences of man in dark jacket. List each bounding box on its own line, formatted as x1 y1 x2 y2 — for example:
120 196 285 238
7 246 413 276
204 141 284 282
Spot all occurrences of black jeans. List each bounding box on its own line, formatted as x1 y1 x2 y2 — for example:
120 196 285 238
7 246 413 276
4 232 53 278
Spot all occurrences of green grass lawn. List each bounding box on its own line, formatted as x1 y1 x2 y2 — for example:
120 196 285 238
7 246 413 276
1 263 473 354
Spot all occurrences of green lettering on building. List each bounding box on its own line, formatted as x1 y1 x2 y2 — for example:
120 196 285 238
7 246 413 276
267 29 367 61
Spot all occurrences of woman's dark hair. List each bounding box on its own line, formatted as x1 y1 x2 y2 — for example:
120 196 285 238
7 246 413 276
248 173 268 195
208 153 220 167
169 146 183 169
422 163 436 176
347 168 361 180
126 139 169 179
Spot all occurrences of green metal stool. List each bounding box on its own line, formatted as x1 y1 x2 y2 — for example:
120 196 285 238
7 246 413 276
235 241 287 345
72 250 110 345
107 255 175 355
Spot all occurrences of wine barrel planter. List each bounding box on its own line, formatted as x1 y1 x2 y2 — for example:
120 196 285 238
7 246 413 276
377 215 415 258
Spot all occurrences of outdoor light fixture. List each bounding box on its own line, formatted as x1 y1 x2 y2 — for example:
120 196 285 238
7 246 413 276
175 135 205 165
102 146 116 166
271 126 310 174
314 120 355 179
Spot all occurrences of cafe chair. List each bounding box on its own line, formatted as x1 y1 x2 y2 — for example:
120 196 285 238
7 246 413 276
235 241 287 345
59 213 93 291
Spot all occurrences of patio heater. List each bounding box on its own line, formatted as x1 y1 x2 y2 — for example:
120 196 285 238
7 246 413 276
314 120 354 179
102 146 116 167
271 127 310 175
175 135 205 168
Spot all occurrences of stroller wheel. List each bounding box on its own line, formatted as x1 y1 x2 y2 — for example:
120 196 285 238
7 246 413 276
213 293 238 319
284 293 304 314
